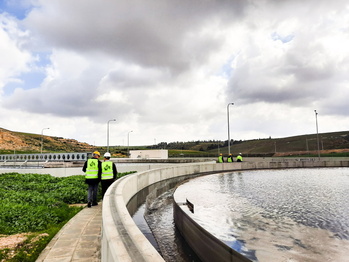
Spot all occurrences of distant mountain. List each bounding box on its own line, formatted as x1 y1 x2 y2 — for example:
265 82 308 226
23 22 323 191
0 128 95 154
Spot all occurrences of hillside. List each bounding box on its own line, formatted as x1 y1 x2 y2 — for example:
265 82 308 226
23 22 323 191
150 131 349 157
1 127 349 157
214 131 349 157
0 128 95 154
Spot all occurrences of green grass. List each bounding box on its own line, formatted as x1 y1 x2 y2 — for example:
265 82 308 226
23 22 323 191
0 171 135 261
168 149 216 157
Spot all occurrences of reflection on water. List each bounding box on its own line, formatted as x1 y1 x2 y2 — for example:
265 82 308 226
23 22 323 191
173 168 349 262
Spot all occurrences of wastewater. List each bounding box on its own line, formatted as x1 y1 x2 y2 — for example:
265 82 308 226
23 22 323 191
131 167 349 262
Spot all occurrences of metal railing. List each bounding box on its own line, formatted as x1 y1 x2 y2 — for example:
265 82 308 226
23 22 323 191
0 152 89 163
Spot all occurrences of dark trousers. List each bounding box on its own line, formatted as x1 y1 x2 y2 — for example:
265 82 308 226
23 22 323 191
101 180 115 198
87 183 99 203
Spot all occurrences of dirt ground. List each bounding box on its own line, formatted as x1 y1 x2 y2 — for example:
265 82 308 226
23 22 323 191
0 232 49 261
0 233 30 249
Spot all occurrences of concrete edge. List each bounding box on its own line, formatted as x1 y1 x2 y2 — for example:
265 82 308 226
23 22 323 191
101 160 349 262
101 162 219 262
173 201 252 262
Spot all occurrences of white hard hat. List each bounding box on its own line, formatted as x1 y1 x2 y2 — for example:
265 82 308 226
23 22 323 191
104 152 111 158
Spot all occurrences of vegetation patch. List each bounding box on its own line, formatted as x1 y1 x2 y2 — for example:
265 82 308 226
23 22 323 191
0 171 134 262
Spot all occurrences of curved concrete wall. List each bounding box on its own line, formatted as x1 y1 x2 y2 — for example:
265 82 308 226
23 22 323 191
101 162 217 262
101 159 349 262
173 201 251 262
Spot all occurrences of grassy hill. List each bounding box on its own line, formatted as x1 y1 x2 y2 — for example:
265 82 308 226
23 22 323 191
1 127 349 157
150 131 349 157
221 131 349 157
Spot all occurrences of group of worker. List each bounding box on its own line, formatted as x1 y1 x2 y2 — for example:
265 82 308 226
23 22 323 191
217 153 243 163
82 151 117 208
82 150 242 207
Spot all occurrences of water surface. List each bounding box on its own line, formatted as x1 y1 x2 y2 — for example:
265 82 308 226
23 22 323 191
173 168 349 261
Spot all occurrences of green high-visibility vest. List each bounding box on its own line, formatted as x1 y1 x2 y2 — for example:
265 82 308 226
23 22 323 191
102 161 113 180
85 159 99 179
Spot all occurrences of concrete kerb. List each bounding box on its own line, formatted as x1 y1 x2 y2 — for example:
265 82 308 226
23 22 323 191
102 168 166 262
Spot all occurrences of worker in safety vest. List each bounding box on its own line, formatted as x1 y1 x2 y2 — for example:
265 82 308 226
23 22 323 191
236 153 243 162
217 153 224 163
82 151 102 207
101 152 118 198
227 154 233 162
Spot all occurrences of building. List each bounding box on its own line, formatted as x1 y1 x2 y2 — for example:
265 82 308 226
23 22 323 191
129 149 168 159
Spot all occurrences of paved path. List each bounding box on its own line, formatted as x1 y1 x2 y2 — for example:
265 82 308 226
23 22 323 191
36 204 102 262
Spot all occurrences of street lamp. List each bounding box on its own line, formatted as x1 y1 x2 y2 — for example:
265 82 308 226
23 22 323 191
314 110 320 159
107 119 116 153
227 102 234 155
41 128 50 154
127 130 133 157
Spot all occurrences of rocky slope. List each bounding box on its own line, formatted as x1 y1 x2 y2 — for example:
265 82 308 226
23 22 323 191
0 128 94 153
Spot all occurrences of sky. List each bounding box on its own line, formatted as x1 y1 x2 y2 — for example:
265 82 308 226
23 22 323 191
1 0 349 147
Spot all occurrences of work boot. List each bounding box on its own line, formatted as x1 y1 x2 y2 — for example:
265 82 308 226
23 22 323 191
87 202 92 208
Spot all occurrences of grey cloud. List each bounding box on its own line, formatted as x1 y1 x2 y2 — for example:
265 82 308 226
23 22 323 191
25 0 247 73
4 81 132 122
104 67 165 88
229 60 335 107
228 21 347 109
3 53 166 121
4 80 97 117
284 46 336 83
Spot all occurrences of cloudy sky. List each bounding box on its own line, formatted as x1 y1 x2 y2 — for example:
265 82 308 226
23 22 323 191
1 0 349 146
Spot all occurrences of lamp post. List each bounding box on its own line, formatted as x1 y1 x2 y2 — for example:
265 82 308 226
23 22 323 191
314 110 320 159
227 102 234 155
107 119 116 153
127 130 133 157
41 128 50 154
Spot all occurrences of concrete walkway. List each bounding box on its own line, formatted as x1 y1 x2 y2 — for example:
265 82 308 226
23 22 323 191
36 204 102 262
